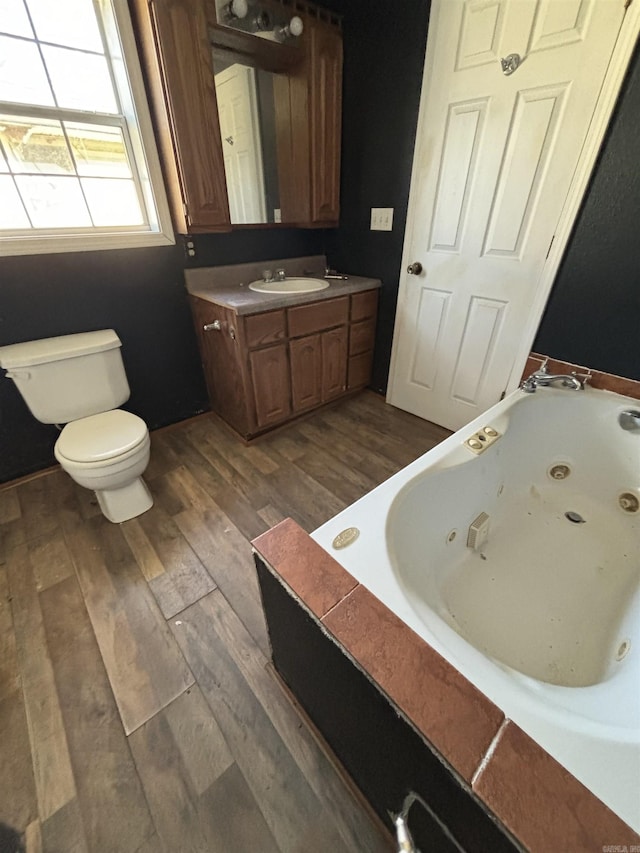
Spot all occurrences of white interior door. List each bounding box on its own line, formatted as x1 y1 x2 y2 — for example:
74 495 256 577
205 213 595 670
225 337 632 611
387 0 628 430
215 64 267 224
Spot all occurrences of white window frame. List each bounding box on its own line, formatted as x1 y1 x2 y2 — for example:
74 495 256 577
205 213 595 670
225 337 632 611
0 0 174 256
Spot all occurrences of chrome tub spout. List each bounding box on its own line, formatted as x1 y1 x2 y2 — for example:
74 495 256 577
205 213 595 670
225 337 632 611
521 363 589 393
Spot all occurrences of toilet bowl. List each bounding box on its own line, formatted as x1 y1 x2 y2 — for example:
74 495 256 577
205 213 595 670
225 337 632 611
0 330 154 524
54 409 153 523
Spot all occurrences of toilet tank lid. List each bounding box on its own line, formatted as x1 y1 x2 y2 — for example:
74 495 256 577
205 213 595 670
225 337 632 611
0 330 121 369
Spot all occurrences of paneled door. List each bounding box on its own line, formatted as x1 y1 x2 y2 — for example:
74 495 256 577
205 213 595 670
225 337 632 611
215 64 267 224
387 0 628 430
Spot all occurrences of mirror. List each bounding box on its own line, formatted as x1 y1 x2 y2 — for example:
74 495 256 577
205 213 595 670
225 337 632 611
213 56 283 225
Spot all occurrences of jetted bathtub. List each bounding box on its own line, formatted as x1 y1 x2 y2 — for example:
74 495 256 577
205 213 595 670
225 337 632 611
312 386 640 831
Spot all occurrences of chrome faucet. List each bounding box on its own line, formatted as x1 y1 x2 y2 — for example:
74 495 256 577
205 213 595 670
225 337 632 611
325 266 349 280
275 268 286 281
521 363 588 393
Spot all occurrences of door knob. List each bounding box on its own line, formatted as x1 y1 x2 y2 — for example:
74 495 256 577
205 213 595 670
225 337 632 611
407 262 423 275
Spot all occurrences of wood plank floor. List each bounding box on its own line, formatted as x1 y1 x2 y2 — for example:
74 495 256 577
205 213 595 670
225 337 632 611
0 392 450 853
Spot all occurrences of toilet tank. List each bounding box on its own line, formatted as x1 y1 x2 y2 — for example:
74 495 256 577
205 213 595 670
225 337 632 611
0 330 130 424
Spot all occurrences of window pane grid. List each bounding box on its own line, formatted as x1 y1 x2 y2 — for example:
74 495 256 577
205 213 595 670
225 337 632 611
0 1 120 113
0 0 173 252
0 108 149 230
0 30 108 59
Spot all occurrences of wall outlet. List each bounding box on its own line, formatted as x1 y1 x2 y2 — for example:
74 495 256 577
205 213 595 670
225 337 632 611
370 207 394 231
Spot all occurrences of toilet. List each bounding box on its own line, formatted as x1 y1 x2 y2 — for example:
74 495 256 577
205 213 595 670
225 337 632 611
0 330 153 523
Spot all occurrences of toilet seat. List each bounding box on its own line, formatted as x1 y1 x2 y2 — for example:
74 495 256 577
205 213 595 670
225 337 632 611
55 410 148 464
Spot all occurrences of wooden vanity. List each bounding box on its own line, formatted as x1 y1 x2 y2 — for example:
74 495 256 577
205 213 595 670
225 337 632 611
185 260 379 439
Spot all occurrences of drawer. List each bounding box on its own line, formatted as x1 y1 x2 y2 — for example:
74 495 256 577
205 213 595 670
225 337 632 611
244 310 286 348
348 351 373 389
351 289 378 322
349 318 376 356
288 297 349 338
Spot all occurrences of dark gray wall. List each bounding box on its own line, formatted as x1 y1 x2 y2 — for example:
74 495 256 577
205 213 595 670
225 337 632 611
0 229 324 483
323 0 431 392
534 42 640 379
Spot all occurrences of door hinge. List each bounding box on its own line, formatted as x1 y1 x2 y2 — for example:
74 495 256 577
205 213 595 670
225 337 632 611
624 0 633 9
499 390 506 401
545 234 555 260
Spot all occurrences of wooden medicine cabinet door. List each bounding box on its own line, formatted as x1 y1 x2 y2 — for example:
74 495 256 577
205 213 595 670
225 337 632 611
133 0 231 232
308 15 342 224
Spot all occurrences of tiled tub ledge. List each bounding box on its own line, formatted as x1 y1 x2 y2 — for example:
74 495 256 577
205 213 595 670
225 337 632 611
253 519 640 853
522 353 640 401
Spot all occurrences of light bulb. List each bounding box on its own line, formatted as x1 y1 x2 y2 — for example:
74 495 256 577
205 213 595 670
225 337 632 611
288 16 303 37
227 0 248 20
274 15 304 41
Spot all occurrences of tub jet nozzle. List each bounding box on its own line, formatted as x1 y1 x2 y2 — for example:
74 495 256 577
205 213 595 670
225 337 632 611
467 512 490 551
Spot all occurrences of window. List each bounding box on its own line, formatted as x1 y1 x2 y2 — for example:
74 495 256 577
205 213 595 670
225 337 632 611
0 0 173 255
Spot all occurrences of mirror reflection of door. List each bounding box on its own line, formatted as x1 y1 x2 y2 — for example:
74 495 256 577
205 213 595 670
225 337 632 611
215 64 267 224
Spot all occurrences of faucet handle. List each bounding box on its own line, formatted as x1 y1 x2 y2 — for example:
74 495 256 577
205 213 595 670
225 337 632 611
275 268 286 281
262 269 274 283
571 371 591 389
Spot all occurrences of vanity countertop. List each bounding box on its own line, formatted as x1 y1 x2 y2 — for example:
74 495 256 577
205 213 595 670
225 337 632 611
184 255 381 316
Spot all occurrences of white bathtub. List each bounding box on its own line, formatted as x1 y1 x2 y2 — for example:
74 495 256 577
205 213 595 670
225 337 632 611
312 387 640 831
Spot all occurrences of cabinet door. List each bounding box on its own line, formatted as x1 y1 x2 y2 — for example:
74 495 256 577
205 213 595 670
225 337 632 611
290 334 322 412
190 297 251 435
309 20 342 224
249 345 291 428
321 326 348 401
147 0 230 231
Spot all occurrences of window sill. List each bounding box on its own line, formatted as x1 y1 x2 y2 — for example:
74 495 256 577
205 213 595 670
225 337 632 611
0 229 176 257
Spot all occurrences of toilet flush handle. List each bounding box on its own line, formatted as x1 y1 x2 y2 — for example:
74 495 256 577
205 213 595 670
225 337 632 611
203 320 221 332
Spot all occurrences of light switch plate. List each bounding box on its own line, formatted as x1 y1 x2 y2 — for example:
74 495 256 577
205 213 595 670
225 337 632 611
274 208 282 223
370 207 394 231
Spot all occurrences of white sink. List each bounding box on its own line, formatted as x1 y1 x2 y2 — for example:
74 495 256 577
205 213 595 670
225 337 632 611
248 277 330 294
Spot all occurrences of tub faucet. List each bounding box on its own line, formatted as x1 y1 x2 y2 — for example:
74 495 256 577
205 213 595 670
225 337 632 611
521 363 588 393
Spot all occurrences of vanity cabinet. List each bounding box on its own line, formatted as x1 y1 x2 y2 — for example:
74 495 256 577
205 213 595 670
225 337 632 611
289 325 349 411
249 345 291 427
190 290 377 438
132 0 343 232
288 297 348 411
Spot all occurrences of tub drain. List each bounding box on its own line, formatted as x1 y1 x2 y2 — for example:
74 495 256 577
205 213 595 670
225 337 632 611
565 511 585 524
619 493 639 513
549 464 571 480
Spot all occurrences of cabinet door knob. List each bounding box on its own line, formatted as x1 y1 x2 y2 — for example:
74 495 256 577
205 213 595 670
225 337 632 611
203 320 221 331
407 262 423 275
